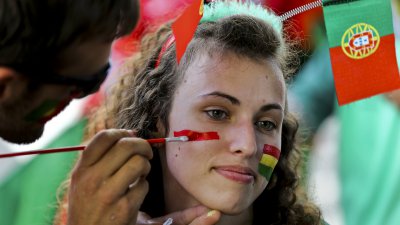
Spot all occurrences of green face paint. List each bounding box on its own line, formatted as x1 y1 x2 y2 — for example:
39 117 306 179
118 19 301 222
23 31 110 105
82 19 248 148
24 97 72 124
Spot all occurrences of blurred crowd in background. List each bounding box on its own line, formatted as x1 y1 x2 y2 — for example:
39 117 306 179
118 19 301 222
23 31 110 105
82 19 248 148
1 0 400 225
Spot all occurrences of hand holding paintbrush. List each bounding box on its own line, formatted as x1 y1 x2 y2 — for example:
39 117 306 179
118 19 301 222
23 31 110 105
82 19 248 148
64 129 219 225
0 135 188 158
66 129 153 225
0 129 219 158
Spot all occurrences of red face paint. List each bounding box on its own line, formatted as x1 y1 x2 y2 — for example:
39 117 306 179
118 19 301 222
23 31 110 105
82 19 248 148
173 130 219 141
263 144 281 159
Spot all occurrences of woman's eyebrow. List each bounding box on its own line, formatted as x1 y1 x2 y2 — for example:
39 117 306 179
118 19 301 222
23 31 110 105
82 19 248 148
259 103 283 112
200 91 240 105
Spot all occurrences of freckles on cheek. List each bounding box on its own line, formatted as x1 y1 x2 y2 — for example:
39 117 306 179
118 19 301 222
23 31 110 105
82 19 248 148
170 130 220 160
170 144 187 160
175 146 181 158
258 144 281 181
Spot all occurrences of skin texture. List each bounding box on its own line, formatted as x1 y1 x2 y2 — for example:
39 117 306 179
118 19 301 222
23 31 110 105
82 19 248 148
0 40 111 143
67 129 221 225
160 52 286 225
66 52 285 225
67 129 152 225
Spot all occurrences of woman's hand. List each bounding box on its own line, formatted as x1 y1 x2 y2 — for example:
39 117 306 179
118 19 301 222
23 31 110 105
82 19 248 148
67 129 153 225
136 206 221 225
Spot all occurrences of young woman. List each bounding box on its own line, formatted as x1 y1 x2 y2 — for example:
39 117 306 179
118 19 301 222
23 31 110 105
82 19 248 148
58 1 322 225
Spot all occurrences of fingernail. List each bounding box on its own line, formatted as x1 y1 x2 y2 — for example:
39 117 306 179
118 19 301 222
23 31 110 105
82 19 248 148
207 210 217 217
126 129 136 137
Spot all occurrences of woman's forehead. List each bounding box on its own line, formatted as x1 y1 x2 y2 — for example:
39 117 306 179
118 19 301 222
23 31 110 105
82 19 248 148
178 51 286 104
184 51 284 84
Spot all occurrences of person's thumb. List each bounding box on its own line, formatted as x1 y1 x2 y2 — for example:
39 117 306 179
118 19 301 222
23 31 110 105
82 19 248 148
186 209 221 225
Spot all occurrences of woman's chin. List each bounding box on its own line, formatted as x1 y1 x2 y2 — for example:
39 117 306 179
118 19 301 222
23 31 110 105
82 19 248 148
204 199 251 215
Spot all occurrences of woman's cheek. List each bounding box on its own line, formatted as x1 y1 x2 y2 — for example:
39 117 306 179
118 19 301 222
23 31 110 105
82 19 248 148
258 144 280 181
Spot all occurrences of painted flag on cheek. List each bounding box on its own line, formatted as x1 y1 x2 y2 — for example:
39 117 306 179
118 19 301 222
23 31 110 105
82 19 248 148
322 0 400 105
172 0 204 64
258 145 280 181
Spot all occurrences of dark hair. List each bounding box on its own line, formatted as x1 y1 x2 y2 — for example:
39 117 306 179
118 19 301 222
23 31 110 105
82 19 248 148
0 0 139 65
83 12 321 224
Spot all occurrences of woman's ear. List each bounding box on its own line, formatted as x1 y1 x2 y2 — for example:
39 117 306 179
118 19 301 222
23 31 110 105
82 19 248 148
152 119 168 149
155 118 167 138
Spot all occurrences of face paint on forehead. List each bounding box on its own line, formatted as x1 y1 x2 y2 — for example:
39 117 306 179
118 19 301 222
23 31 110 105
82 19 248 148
173 129 219 141
258 144 281 181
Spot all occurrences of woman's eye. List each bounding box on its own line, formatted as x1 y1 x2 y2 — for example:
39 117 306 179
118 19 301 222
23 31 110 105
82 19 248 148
255 120 277 131
205 109 229 120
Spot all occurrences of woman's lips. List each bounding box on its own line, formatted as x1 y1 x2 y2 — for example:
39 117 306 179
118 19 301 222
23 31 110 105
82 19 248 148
214 166 255 184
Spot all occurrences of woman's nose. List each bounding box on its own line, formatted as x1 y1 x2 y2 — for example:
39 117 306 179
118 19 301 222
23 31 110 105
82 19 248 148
227 121 258 157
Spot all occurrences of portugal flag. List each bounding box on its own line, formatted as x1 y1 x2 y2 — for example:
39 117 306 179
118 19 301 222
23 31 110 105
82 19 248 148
322 0 400 105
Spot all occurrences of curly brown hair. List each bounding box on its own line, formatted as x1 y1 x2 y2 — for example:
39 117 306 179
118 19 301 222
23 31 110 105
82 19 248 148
82 14 321 225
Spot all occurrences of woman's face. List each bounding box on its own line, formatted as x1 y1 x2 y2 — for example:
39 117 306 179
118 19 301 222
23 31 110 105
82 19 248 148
163 51 285 214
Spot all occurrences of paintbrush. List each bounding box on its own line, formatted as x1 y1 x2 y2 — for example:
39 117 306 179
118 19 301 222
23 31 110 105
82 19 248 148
0 136 188 158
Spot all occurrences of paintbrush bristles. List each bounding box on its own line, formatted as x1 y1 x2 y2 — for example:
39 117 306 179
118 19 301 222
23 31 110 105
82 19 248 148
165 136 189 142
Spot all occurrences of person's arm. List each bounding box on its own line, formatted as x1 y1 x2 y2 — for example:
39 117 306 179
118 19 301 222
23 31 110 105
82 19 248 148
66 129 221 225
67 129 152 225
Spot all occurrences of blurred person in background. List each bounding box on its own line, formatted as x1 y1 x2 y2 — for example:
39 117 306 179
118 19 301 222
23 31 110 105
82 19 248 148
0 0 140 144
0 0 139 224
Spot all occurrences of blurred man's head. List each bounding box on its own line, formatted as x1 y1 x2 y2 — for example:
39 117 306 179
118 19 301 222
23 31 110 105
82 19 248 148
0 0 140 143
